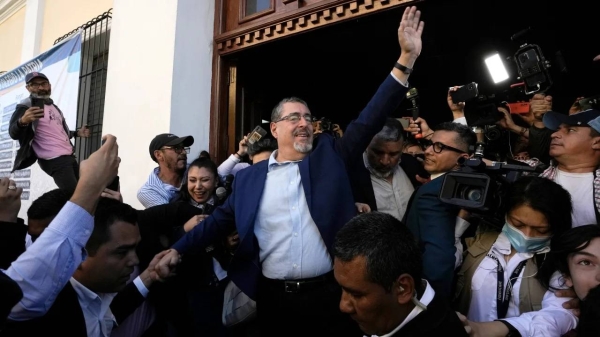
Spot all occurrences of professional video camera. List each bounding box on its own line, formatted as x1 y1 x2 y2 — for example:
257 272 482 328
438 156 538 228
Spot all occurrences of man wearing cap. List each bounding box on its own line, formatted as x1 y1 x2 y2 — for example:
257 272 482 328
540 109 600 227
137 133 194 208
9 72 90 192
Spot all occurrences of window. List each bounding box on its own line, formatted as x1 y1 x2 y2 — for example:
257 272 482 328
240 0 274 23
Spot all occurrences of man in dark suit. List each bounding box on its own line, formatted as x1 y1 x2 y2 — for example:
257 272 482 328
350 118 428 219
333 212 468 337
403 122 475 299
3 199 175 336
156 6 425 336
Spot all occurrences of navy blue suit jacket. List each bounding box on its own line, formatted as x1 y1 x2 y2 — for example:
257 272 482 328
173 74 408 300
403 175 461 298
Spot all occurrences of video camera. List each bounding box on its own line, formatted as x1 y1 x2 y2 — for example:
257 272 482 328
462 28 554 128
439 156 538 228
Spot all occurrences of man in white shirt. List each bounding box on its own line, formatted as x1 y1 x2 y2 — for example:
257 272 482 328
333 212 467 337
539 109 600 227
351 118 418 220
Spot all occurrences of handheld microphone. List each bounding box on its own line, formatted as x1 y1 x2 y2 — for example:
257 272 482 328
216 186 227 200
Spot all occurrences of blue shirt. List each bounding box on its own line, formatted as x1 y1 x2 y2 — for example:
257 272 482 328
3 202 94 320
137 167 181 208
254 150 332 279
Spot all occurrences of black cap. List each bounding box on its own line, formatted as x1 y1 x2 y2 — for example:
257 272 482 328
542 109 600 130
25 72 49 84
149 133 194 162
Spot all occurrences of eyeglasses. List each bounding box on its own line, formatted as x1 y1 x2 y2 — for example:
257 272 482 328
161 146 190 154
28 82 50 89
274 113 316 124
423 140 465 154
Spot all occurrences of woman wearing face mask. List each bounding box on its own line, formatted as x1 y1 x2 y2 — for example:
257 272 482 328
454 176 578 337
540 225 600 337
135 157 238 337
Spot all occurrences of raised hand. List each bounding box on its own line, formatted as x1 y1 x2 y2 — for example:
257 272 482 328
0 178 22 222
397 6 425 59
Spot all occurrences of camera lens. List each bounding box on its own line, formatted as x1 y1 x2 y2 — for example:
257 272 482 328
458 186 484 202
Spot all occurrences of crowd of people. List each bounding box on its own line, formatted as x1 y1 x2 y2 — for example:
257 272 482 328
1 5 599 337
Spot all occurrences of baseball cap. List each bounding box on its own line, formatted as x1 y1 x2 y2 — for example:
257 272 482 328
149 133 194 162
25 72 49 84
542 109 600 130
589 116 600 134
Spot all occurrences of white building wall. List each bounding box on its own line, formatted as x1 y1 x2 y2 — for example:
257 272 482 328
103 0 214 209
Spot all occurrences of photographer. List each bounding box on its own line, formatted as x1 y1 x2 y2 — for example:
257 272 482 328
403 122 476 298
455 177 577 337
496 94 554 164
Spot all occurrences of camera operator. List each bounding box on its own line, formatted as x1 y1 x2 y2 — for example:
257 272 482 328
538 109 600 227
496 94 554 164
403 122 476 299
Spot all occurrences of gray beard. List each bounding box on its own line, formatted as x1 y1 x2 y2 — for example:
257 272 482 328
31 93 51 99
370 168 393 179
293 141 313 153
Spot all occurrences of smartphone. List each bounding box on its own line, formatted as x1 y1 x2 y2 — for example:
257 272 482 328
106 176 119 191
31 97 44 110
450 82 479 104
247 125 267 145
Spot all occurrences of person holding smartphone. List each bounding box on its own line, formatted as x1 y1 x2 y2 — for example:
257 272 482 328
9 72 90 192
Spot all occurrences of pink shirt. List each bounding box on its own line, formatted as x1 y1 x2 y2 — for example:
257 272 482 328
31 104 74 160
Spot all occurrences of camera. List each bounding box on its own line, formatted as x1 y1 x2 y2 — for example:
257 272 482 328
511 28 553 94
439 156 537 227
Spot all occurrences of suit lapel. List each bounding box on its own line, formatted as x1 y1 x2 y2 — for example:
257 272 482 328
299 155 312 210
238 162 268 244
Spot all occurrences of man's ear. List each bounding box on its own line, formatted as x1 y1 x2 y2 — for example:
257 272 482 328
591 136 600 150
154 150 163 162
270 122 278 139
395 274 415 305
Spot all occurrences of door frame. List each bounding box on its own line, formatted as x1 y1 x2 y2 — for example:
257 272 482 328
209 0 420 164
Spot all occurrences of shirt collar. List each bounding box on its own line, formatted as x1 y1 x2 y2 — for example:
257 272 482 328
69 278 117 322
370 280 435 337
267 150 302 171
152 167 181 190
429 172 445 181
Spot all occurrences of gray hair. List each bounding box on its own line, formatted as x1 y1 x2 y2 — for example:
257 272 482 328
373 118 404 143
271 97 310 122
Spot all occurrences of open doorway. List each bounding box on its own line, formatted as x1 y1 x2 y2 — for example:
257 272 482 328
222 0 599 150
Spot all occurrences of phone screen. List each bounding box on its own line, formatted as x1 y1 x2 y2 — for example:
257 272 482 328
247 126 267 144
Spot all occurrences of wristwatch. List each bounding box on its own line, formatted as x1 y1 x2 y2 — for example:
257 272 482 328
394 62 413 75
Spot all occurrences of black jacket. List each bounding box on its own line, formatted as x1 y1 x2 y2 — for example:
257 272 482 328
8 97 76 172
2 279 145 336
390 294 468 337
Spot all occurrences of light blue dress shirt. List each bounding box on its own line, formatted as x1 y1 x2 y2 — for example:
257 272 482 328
254 150 332 280
3 201 94 320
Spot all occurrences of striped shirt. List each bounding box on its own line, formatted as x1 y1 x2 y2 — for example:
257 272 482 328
137 167 182 208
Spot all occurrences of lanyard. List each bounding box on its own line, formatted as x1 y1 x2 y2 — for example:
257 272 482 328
486 254 528 319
